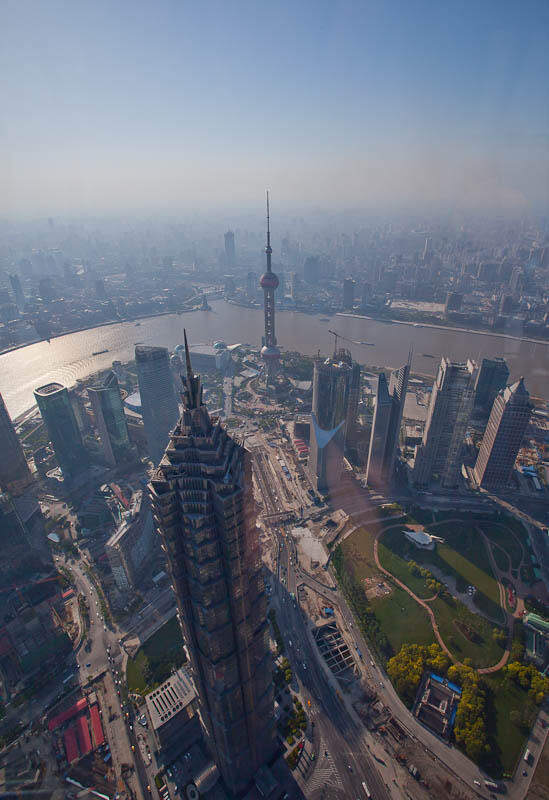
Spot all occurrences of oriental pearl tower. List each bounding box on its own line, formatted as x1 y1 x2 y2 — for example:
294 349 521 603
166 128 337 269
260 192 281 384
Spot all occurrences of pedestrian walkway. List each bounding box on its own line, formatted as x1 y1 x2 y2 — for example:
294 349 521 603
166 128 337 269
305 740 340 795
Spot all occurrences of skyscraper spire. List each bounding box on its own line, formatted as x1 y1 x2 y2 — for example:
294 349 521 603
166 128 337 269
266 190 271 261
259 191 280 383
183 328 203 410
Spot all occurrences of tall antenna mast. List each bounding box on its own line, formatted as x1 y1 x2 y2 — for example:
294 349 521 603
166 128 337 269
265 190 272 270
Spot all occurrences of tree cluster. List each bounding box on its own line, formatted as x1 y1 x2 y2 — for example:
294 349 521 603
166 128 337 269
273 657 293 688
492 627 507 647
503 661 549 705
386 643 450 705
281 696 307 742
407 561 444 595
332 545 391 659
286 744 301 770
447 663 490 763
510 619 526 662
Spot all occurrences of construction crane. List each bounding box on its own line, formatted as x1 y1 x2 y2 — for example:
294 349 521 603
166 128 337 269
328 329 374 354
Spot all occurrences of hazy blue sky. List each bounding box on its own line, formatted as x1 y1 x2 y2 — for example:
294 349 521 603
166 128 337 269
1 0 548 215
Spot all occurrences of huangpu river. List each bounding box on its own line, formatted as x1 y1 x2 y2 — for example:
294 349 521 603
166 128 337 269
1 300 548 419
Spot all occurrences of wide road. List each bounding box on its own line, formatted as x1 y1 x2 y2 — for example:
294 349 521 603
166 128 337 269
64 557 146 800
274 527 392 800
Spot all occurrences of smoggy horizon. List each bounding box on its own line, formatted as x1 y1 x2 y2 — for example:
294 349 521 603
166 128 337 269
2 0 548 217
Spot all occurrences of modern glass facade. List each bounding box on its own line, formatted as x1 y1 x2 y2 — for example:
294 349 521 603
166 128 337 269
34 383 87 480
474 357 510 415
366 362 410 487
88 371 133 466
473 378 532 489
136 345 180 466
309 349 360 491
413 358 477 488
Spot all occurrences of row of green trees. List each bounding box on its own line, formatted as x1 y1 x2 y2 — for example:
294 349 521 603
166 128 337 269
407 560 444 595
503 661 549 704
448 663 490 763
273 657 293 688
331 545 391 659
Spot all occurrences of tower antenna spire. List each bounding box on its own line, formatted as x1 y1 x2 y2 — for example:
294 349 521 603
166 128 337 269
183 328 203 410
265 190 272 271
183 328 194 379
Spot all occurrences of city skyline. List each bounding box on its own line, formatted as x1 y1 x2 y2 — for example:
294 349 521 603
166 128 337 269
0 4 549 792
2 1 548 215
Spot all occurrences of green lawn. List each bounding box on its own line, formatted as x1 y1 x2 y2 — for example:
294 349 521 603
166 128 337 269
491 543 511 573
370 586 435 655
377 528 435 599
341 520 507 663
430 596 505 669
339 526 379 582
421 521 505 624
483 674 537 777
126 615 185 694
481 522 525 569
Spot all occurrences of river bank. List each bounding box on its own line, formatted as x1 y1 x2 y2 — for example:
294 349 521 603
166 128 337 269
336 311 549 348
0 309 196 358
1 299 548 419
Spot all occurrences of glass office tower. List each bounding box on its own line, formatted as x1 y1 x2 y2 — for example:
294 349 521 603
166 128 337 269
88 371 133 466
34 383 88 480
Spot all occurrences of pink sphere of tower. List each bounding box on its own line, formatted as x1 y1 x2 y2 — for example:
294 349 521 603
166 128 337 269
260 272 279 290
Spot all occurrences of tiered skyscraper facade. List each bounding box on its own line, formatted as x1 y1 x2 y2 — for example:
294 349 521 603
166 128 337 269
150 333 275 795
